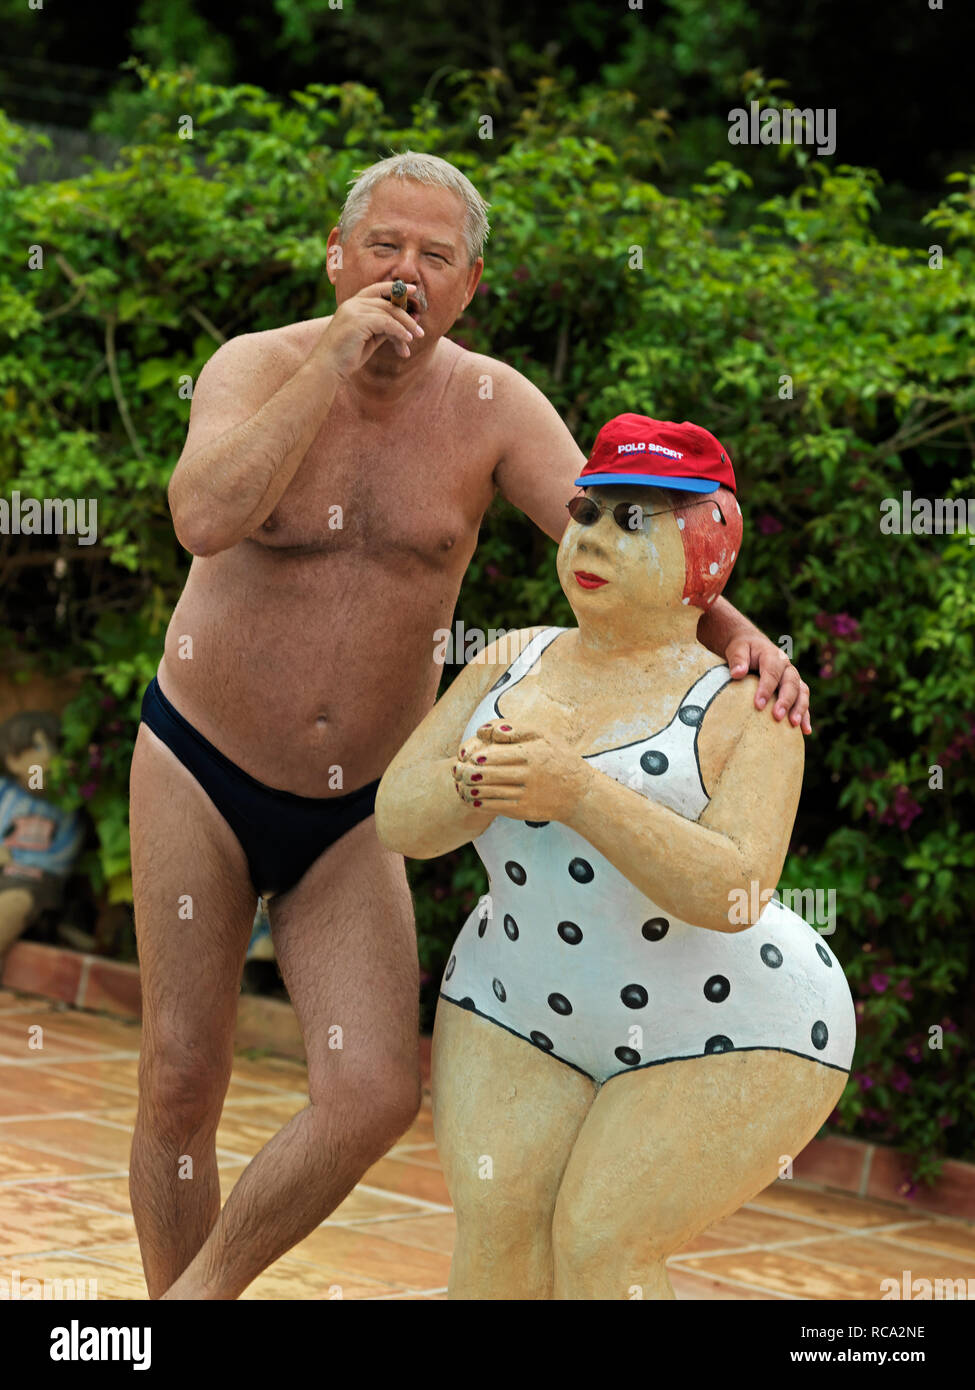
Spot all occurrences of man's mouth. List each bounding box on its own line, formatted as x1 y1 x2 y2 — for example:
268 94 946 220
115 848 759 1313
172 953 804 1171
574 571 608 589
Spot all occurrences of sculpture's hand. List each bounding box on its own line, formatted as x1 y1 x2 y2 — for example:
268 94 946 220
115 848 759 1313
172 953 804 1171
726 631 811 734
452 719 593 821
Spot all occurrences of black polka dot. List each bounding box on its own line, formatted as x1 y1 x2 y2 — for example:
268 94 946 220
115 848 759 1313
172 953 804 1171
477 914 488 938
811 1020 829 1050
492 978 506 1003
530 1030 553 1051
640 749 669 776
641 917 670 941
459 996 475 1010
505 860 527 885
503 914 519 940
525 820 549 828
614 1046 641 1066
548 992 572 1015
760 943 783 968
816 943 833 967
620 983 649 1009
491 672 511 690
678 705 704 727
704 1035 734 1054
568 857 594 883
704 974 731 1002
557 921 583 945
444 955 456 980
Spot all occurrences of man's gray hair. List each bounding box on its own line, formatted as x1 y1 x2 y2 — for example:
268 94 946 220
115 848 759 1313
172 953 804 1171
337 151 490 265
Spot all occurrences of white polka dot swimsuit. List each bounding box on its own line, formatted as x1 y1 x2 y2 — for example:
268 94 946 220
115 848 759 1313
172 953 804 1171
440 627 856 1084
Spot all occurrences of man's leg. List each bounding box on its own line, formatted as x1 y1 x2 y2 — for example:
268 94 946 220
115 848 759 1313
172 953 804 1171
161 813 421 1300
128 724 258 1299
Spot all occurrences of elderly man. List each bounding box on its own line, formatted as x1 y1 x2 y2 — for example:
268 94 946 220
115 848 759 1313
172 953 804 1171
128 151 810 1300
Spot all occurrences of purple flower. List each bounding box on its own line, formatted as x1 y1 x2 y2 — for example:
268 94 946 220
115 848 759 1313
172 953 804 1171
80 781 98 801
856 1072 874 1091
758 515 783 535
904 1042 923 1063
512 265 530 282
891 1068 912 1093
814 611 830 629
897 1178 918 1200
830 613 860 638
894 978 914 1001
475 282 489 296
863 1107 884 1123
870 972 889 993
485 564 500 580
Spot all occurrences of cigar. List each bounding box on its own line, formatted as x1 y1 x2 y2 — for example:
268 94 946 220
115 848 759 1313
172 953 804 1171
390 279 409 310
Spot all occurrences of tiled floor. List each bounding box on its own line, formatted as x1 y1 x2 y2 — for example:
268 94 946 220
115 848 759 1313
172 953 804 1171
2 988 973 1300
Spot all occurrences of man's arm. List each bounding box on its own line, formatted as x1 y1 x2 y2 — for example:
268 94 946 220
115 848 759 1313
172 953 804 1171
489 365 811 732
168 281 420 556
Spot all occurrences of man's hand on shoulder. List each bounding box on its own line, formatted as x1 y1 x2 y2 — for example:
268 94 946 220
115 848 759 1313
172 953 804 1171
725 629 812 735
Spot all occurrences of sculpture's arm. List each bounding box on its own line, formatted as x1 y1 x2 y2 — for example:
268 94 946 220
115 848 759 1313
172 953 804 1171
571 690 804 931
374 627 548 859
454 682 804 933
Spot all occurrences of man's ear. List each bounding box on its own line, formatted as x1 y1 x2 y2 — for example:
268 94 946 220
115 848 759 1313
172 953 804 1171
463 256 484 310
325 226 342 286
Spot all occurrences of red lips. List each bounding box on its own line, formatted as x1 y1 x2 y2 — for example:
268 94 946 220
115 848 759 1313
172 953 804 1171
574 571 608 589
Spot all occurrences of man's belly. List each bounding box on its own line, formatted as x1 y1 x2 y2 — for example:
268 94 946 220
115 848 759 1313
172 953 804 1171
157 549 460 796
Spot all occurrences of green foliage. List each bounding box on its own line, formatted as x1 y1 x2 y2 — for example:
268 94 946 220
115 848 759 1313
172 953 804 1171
2 66 973 1182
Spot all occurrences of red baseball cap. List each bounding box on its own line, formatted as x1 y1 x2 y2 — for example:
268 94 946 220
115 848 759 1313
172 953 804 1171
575 414 736 494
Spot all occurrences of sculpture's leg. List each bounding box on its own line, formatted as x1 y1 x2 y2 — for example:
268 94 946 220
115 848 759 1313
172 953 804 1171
432 999 596 1299
551 1048 849 1300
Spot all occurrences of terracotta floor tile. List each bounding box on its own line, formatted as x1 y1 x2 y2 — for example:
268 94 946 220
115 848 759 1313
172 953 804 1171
875 1220 975 1262
18 1008 141 1050
30 1174 138 1214
0 1017 120 1058
3 1116 134 1169
0 1070 132 1118
344 1213 457 1254
748 1182 925 1229
668 1265 791 1300
0 1253 147 1300
326 1185 434 1223
213 1111 281 1158
672 1247 883 1299
288 1224 452 1286
676 1204 831 1255
228 1056 308 1090
39 1057 142 1092
795 1234 975 1288
358 1155 452 1207
241 1256 397 1300
0 1188 135 1257
0 1138 109 1183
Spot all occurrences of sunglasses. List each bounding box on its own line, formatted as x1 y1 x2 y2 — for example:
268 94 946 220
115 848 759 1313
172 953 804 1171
565 494 726 533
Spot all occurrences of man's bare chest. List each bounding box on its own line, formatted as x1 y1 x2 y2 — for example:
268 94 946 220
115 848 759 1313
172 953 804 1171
255 410 496 562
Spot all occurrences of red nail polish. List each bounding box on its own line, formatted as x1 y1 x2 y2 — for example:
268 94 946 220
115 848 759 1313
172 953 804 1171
472 773 482 782
500 725 511 731
460 747 466 757
473 799 481 807
476 756 486 765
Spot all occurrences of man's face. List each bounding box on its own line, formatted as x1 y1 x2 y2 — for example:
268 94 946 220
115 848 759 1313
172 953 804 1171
326 179 483 353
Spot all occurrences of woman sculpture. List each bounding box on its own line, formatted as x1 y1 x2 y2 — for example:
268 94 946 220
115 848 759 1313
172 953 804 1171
375 414 855 1300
